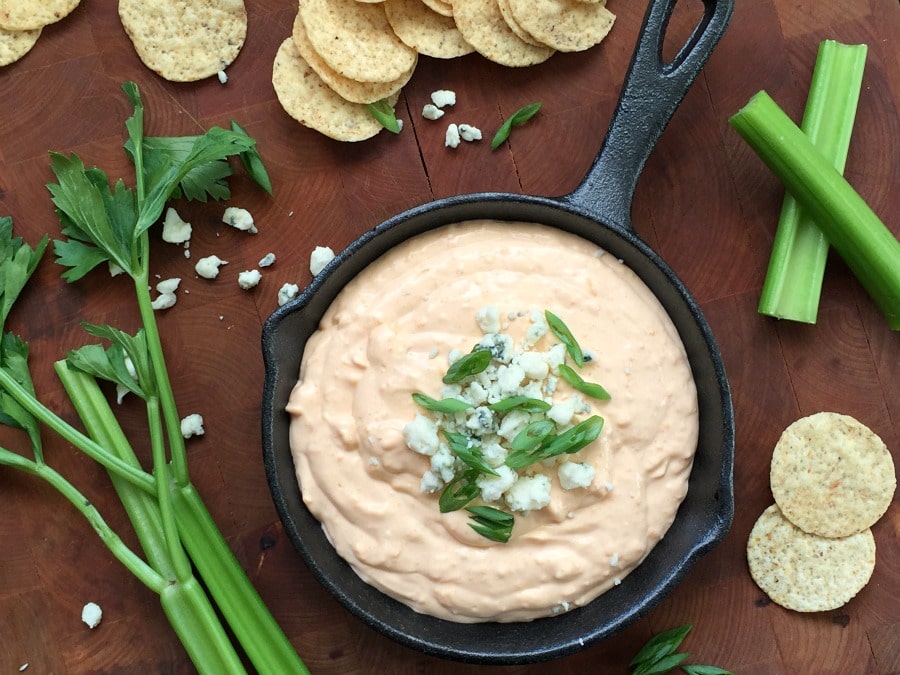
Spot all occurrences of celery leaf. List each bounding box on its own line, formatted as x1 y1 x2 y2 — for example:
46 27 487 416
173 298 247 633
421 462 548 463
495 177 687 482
0 332 43 459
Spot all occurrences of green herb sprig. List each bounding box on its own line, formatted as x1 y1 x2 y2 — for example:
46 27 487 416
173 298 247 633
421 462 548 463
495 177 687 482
367 99 402 134
630 624 733 675
490 102 542 150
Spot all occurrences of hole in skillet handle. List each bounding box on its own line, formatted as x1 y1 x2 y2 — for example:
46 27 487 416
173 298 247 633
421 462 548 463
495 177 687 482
261 0 735 665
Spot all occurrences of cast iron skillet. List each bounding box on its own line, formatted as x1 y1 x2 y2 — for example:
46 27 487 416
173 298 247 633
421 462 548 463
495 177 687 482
262 0 735 664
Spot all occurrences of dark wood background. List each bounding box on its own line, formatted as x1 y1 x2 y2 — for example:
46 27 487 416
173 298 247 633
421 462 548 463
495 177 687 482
0 0 897 673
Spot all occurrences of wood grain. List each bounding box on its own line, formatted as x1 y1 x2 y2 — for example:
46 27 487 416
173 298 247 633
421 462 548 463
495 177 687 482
0 0 897 673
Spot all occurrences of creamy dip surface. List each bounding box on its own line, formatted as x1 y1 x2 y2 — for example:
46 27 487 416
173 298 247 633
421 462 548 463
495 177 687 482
287 220 699 623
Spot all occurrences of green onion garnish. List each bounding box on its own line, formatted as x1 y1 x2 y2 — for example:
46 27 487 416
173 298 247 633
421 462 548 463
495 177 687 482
442 349 492 383
506 415 604 469
443 431 498 476
488 396 552 413
490 102 542 150
411 392 473 414
545 310 584 366
438 469 480 512
367 99 401 134
558 363 611 401
465 506 514 543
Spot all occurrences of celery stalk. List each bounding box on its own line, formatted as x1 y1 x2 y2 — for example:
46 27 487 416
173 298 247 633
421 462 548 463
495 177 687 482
730 91 900 330
758 40 867 323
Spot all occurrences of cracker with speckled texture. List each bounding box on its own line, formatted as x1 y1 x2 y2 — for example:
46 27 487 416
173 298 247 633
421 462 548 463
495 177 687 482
507 0 614 53
770 412 896 538
747 504 876 612
0 26 40 66
451 0 553 67
118 0 247 82
273 38 396 142
384 0 474 59
422 0 454 17
300 0 417 84
292 12 413 104
0 0 79 31
496 0 543 47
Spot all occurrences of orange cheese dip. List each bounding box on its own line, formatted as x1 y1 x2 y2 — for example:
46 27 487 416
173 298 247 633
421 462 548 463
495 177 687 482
287 221 698 622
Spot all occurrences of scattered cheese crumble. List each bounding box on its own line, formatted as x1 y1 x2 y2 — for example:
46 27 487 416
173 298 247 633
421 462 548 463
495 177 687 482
238 269 262 290
162 207 192 244
151 278 180 310
217 70 228 84
81 602 102 629
422 103 444 120
458 124 482 142
258 252 276 267
430 89 456 108
309 246 335 276
222 206 257 233
195 255 228 279
445 123 460 148
180 413 205 439
277 283 299 306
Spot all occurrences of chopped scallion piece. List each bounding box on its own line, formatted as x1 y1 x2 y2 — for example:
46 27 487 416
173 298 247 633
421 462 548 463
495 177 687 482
558 363 611 401
438 469 480 512
411 392 472 414
442 349 492 383
367 99 401 134
443 431 498 476
488 396 552 413
465 505 514 543
490 102 542 150
544 310 584 366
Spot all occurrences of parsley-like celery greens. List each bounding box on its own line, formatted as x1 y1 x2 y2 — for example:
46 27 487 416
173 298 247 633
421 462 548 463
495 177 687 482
757 40 867 324
0 83 306 674
730 90 900 331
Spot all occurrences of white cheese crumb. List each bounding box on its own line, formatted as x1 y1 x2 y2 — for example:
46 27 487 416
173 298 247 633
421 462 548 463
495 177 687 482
610 553 620 567
19 663 28 672
309 245 335 275
217 70 228 84
515 351 549 380
422 103 444 120
162 207 192 244
558 461 595 490
238 269 262 290
548 396 578 426
427 347 439 359
445 123 460 148
431 89 456 108
151 278 180 310
81 602 102 629
396 119 404 132
180 413 205 439
277 283 299 306
115 356 138 405
477 464 517 503
614 577 621 586
505 474 552 512
458 124 482 142
430 444 457 482
258 252 276 267
108 261 125 277
222 206 257 233
475 306 501 333
403 414 440 457
420 470 444 493
195 255 228 279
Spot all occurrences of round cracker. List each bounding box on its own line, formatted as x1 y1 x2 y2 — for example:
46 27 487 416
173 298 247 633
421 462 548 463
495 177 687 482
384 0 474 59
0 26 40 67
771 412 896 538
272 38 394 142
747 504 876 612
300 0 417 84
118 0 247 82
451 0 553 67
0 0 79 31
496 0 543 47
422 0 454 17
507 0 614 53
292 12 413 104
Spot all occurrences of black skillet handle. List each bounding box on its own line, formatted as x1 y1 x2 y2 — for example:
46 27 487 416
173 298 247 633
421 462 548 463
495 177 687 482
560 0 733 232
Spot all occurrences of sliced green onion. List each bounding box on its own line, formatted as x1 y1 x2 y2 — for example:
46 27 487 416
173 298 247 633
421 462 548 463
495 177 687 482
509 419 556 455
442 349 492 383
411 392 472 414
438 469 480 512
465 506 514 543
545 310 584 366
730 91 900 330
367 99 401 134
442 431 498 476
758 40 867 323
558 363 611 401
508 415 603 469
488 396 551 413
490 102 542 150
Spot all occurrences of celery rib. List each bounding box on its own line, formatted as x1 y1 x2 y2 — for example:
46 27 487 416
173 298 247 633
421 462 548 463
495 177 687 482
758 40 868 323
730 91 900 330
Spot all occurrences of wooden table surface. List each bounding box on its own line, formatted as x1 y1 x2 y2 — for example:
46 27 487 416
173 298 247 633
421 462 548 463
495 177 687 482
0 0 897 673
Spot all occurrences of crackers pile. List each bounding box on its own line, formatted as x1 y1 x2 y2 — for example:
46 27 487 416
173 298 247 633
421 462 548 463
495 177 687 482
747 412 896 612
273 0 615 141
0 0 81 67
118 0 248 82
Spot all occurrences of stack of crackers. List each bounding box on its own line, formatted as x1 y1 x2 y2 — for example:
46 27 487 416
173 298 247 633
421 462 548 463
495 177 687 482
273 0 615 141
0 0 80 67
747 412 896 612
